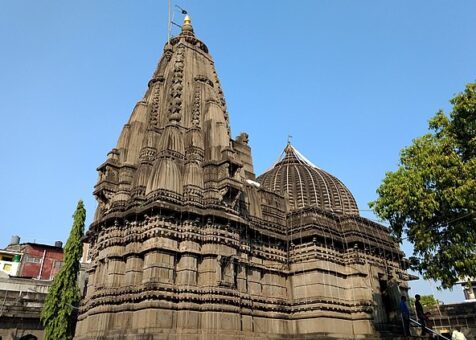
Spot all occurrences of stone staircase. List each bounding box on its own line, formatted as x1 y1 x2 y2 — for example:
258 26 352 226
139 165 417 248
274 324 438 339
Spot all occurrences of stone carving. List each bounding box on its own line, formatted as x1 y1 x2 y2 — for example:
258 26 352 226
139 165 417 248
149 83 161 127
194 75 214 87
236 132 249 144
168 45 185 121
138 146 156 163
76 16 412 340
192 86 201 127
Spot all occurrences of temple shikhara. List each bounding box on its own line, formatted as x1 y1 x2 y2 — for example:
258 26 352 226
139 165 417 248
76 16 412 339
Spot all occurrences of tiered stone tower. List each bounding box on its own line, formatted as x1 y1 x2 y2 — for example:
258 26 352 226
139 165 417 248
76 16 412 339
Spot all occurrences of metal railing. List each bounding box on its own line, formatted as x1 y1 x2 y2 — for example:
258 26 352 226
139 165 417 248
409 317 451 340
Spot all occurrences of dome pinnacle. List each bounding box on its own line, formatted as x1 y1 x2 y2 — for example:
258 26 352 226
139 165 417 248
285 135 293 154
284 143 293 155
182 14 194 35
184 14 191 25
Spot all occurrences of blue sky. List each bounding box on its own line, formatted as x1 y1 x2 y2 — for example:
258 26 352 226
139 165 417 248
1 1 475 303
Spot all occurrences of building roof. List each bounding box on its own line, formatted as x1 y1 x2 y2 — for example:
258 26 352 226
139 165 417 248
23 243 64 251
257 144 359 215
0 249 22 256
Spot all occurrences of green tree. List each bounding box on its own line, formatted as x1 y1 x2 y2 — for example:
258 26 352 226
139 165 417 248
409 295 441 309
370 83 476 288
41 200 86 340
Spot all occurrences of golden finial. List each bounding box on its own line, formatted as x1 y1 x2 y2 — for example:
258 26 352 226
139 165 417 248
182 14 193 34
184 15 191 25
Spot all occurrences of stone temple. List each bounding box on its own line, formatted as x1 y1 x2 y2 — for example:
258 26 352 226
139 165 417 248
76 16 412 339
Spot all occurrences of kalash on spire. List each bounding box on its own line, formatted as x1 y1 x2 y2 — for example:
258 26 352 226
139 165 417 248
182 14 193 32
75 14 413 340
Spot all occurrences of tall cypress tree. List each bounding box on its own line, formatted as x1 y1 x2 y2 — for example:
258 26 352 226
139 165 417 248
41 200 86 340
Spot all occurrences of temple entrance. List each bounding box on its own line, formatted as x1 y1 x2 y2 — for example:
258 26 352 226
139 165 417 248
373 275 391 327
379 278 391 322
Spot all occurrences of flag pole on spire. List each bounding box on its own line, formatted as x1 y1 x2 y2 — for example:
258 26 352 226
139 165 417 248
167 0 171 43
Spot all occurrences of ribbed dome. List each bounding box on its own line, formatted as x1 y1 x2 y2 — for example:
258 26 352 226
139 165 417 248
257 144 359 215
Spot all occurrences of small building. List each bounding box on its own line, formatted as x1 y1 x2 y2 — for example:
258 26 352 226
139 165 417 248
0 276 50 340
0 249 22 277
16 243 63 280
0 235 90 340
0 236 63 340
457 277 476 301
426 301 476 339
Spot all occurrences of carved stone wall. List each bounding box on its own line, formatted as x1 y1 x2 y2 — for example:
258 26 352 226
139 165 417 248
76 16 410 340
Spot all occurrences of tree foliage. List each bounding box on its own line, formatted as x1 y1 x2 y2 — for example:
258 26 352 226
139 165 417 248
370 83 476 288
409 295 441 309
41 200 86 340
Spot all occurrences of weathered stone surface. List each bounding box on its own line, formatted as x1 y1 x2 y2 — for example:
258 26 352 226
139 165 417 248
75 16 411 339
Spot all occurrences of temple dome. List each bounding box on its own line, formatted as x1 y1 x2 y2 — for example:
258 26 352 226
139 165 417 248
257 144 359 215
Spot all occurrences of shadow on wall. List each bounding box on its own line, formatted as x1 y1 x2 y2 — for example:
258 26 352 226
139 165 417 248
19 335 38 340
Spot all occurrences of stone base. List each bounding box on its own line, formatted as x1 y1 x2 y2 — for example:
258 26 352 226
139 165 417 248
75 309 379 340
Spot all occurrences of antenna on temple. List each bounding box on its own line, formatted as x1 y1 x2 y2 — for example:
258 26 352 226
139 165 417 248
175 4 188 15
287 135 293 145
169 4 190 34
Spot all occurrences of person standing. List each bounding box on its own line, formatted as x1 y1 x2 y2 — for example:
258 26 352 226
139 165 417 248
415 294 427 335
452 327 467 340
400 295 411 337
